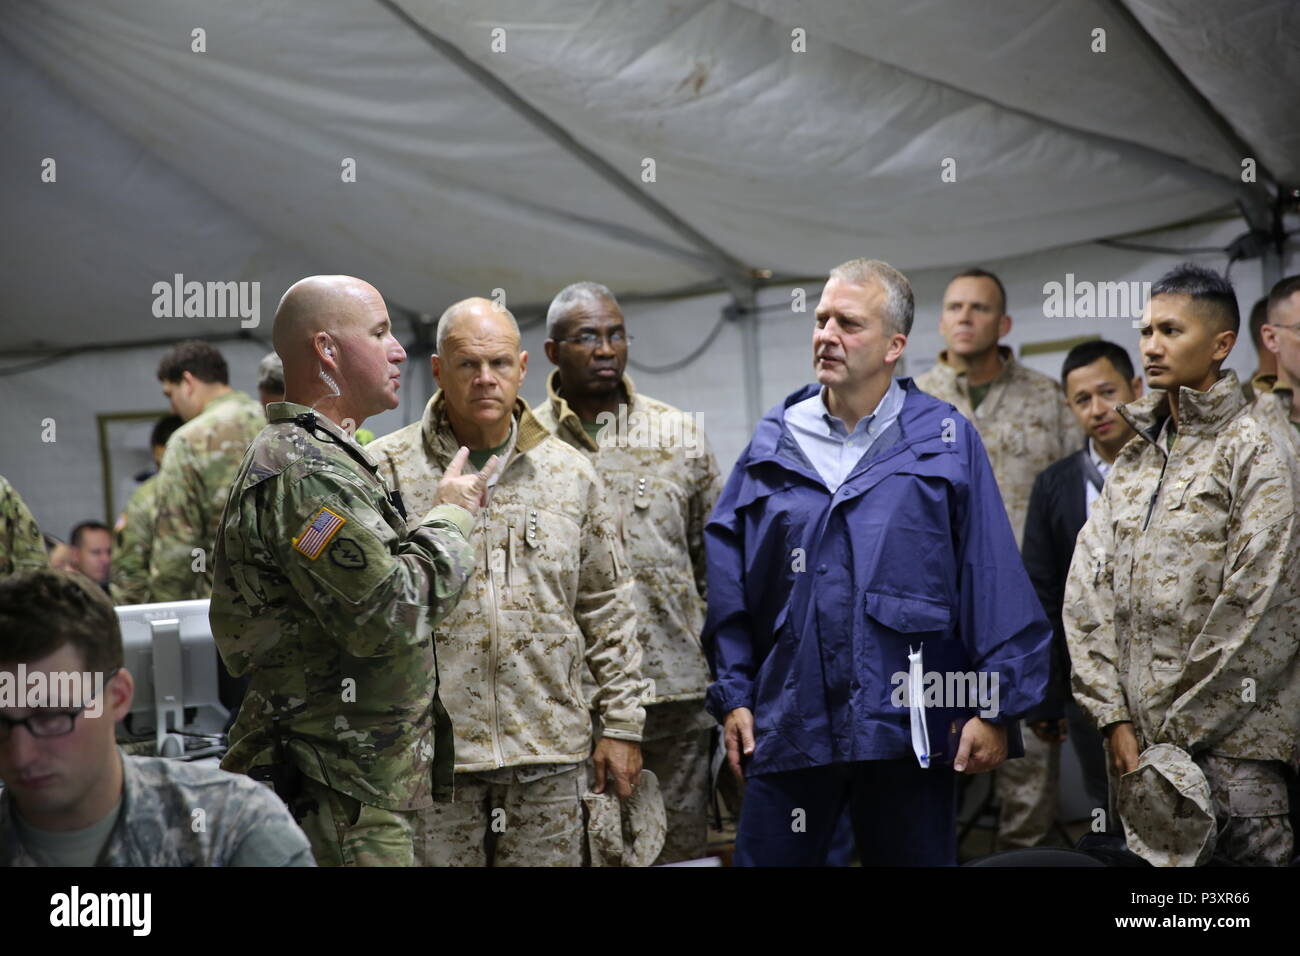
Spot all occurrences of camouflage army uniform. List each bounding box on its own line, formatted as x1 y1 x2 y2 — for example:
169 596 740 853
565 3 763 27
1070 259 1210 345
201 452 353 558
0 748 314 866
110 474 159 605
533 370 721 863
210 402 476 867
916 347 1082 849
1249 373 1300 455
1064 371 1300 866
368 393 646 867
0 475 45 577
150 390 265 601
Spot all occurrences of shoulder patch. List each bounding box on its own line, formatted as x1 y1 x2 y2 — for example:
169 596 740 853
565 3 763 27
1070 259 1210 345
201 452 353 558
293 506 347 560
328 537 368 569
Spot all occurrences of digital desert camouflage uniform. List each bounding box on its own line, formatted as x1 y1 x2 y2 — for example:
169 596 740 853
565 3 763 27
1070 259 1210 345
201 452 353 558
368 392 646 867
0 475 45 577
1249 373 1300 454
916 346 1083 849
533 370 722 863
1064 371 1300 866
110 473 159 605
149 390 265 601
210 402 477 867
0 748 314 866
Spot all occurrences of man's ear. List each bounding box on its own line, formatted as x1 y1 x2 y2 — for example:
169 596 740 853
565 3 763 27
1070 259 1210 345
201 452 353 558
543 339 558 365
315 333 338 367
999 313 1013 339
430 354 441 387
518 349 529 384
1131 376 1145 399
1212 328 1236 363
109 668 135 722
1261 325 1280 356
887 333 908 365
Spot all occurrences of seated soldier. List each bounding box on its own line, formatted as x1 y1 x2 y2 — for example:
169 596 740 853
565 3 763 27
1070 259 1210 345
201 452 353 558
0 568 315 866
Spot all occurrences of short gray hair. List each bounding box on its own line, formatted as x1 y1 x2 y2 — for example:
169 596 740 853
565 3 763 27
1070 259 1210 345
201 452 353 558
257 351 284 392
436 298 520 353
546 281 619 338
828 258 914 336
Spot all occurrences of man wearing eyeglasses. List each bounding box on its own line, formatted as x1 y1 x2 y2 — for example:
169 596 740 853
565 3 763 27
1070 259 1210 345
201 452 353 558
1256 274 1300 448
534 281 723 863
0 568 314 866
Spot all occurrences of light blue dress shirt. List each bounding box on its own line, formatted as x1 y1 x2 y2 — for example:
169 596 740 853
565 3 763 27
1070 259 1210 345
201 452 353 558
783 378 906 492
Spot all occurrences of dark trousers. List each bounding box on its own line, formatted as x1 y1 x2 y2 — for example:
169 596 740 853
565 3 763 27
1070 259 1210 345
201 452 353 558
1065 697 1110 825
734 759 957 866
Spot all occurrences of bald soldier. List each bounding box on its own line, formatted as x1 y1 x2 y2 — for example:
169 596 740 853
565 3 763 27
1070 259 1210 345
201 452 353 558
210 276 490 867
368 297 647 867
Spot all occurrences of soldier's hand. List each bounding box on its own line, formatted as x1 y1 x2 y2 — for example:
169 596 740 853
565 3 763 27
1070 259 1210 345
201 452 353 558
724 707 755 782
435 447 499 516
1105 720 1140 775
592 737 642 800
954 716 1007 773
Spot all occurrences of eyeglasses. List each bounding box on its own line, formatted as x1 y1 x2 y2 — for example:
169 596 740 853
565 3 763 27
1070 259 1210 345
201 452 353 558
0 668 119 740
1269 323 1300 335
554 330 633 348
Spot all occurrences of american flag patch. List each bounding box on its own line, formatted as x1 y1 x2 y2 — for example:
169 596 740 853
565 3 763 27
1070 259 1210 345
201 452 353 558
293 507 346 560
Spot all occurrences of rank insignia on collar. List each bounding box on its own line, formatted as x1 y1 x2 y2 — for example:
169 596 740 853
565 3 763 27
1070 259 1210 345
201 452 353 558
293 506 347 560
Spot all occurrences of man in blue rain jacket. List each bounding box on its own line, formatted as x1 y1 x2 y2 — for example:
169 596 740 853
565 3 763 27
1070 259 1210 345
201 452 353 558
705 259 1051 866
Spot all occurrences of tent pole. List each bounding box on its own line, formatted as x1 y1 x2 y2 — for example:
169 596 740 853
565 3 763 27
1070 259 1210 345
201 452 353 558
1262 246 1282 294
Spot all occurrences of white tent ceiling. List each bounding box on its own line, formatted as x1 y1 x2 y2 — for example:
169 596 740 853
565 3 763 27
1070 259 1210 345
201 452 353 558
2 0 1295 355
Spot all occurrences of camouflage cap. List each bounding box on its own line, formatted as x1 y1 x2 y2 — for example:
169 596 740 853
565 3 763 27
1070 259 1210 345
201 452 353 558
583 770 667 867
1117 743 1216 867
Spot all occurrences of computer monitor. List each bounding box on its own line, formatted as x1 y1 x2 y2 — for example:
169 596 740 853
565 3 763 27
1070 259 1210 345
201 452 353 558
114 599 229 757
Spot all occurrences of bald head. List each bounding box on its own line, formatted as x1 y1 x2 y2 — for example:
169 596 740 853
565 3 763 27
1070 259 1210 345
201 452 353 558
273 276 385 367
436 297 520 356
432 297 527 442
272 275 406 423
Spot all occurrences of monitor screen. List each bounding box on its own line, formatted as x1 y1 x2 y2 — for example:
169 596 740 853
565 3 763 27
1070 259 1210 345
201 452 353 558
114 599 229 757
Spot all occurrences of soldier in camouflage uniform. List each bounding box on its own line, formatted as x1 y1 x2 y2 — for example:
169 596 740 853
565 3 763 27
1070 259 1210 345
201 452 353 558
1255 274 1300 452
111 414 182 605
0 568 314 866
0 475 45 578
368 297 647 867
210 276 489 867
1065 265 1300 866
914 268 1082 851
148 341 266 602
533 281 722 863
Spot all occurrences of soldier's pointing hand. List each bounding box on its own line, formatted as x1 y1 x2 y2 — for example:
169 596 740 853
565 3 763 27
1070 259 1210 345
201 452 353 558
434 447 499 516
